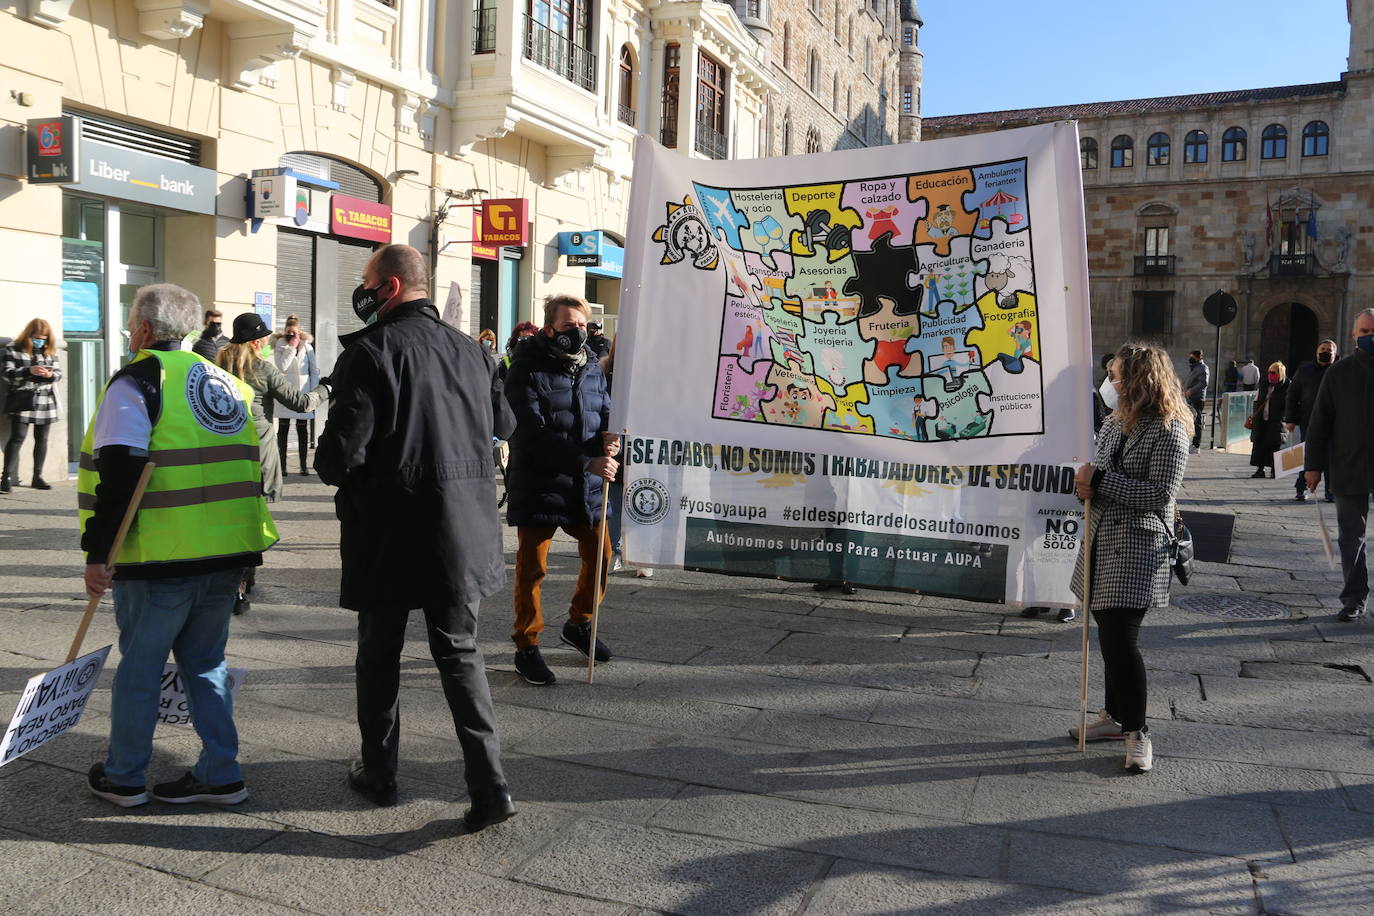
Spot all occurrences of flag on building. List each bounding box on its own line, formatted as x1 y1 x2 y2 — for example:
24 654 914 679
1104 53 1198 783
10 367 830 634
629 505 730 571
1306 195 1319 239
1265 194 1274 247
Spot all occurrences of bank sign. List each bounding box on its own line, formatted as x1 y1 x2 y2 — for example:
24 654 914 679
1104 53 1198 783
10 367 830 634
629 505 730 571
73 138 217 215
26 117 78 183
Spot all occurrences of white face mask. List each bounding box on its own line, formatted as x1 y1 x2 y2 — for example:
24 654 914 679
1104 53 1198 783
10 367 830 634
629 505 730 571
1098 376 1119 411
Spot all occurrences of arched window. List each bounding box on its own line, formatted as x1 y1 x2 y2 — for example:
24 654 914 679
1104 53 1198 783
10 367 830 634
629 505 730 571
807 48 820 93
1080 137 1098 170
1146 132 1170 166
1261 124 1287 159
832 73 839 110
1221 126 1246 161
834 0 842 40
806 127 822 154
1302 120 1329 157
847 17 853 51
1183 130 1207 164
617 45 635 125
782 111 792 155
1110 135 1133 168
864 40 872 71
782 23 791 70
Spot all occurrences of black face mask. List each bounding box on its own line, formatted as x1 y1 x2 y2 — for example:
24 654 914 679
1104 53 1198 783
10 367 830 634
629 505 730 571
553 326 588 354
206 322 221 338
1318 351 1333 364
1188 358 1198 366
351 283 388 326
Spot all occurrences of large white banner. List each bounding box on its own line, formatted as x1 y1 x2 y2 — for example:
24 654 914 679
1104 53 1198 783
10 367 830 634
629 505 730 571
614 123 1094 606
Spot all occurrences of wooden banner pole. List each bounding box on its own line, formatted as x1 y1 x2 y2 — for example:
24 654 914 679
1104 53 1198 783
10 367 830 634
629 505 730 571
1078 495 1095 754
67 462 156 663
587 478 612 685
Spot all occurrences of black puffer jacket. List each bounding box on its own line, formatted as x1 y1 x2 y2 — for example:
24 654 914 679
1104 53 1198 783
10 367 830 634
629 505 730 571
503 334 611 528
1283 359 1331 428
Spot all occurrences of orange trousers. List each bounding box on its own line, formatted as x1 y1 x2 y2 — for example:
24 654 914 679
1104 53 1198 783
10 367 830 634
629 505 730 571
512 523 611 648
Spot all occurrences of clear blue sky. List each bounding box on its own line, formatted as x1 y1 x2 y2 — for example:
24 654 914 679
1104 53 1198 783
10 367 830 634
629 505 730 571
918 1 1352 117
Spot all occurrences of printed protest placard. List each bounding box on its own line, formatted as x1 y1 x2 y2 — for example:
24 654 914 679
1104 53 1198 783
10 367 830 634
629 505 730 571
0 646 111 767
614 124 1094 606
1273 441 1305 479
157 663 246 727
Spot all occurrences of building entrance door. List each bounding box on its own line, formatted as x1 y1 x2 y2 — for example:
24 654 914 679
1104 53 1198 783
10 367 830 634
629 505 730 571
1260 302 1318 376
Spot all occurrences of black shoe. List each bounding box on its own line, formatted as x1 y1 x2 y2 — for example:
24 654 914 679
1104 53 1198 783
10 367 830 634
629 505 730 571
1251 469 1266 479
152 771 249 805
1337 607 1366 622
347 759 397 807
87 763 148 807
1020 606 1050 618
1325 494 1336 503
232 593 249 616
514 646 556 685
1295 491 1309 502
1057 608 1077 623
560 620 612 663
0 478 10 494
31 478 51 490
464 787 516 831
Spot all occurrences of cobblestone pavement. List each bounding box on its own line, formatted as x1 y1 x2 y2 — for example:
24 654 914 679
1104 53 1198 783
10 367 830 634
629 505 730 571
1 449 1370 915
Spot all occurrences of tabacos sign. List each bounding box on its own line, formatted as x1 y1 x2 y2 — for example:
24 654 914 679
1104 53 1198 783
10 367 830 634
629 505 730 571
478 198 529 246
26 117 78 183
330 194 392 244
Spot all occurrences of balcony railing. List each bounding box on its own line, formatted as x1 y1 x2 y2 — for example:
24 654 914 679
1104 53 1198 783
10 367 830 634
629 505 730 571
1133 255 1176 276
695 122 728 160
618 104 637 127
473 5 495 52
523 15 596 91
1270 252 1316 276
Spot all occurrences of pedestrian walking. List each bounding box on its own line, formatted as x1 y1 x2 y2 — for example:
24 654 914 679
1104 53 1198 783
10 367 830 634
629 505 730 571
1071 343 1191 773
1284 340 1337 502
1303 308 1374 621
1182 349 1208 453
191 309 229 361
3 318 61 492
1248 362 1289 479
80 283 277 808
315 243 517 830
1238 357 1260 391
504 293 619 686
269 315 319 477
1223 360 1240 394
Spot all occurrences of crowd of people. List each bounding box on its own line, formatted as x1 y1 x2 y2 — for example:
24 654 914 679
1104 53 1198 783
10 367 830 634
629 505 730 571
16 239 1364 823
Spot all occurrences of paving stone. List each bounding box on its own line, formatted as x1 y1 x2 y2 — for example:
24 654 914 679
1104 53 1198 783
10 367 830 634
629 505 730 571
12 856 303 915
1273 805 1374 870
491 674 759 738
499 752 685 823
1252 861 1374 916
802 860 1110 916
758 746 982 821
515 816 824 915
1181 676 1374 733
382 799 579 876
1239 661 1366 683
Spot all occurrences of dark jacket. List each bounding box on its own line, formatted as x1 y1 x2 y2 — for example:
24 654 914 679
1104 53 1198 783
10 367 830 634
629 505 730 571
1283 359 1331 428
240 360 326 502
1304 348 1374 495
1249 377 1290 468
503 334 611 528
315 299 515 612
192 332 229 361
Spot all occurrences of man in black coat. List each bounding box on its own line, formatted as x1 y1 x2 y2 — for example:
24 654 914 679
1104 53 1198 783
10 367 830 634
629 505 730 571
315 244 517 830
504 294 619 686
1284 339 1338 501
191 309 229 361
586 320 611 359
1303 308 1374 622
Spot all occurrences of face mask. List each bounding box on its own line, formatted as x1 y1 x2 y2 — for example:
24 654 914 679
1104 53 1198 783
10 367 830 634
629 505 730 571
1188 357 1198 366
352 283 388 326
32 337 46 350
1358 335 1374 356
206 323 221 338
1318 351 1333 364
1098 377 1119 411
1267 372 1280 383
553 326 588 354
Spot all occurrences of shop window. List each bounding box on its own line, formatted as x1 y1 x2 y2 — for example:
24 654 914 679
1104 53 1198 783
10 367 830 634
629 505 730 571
1110 135 1133 168
1184 130 1207 163
1302 120 1329 157
1261 124 1287 159
1222 126 1246 161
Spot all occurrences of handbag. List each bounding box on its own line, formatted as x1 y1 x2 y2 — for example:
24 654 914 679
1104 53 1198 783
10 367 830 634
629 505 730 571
1161 508 1194 586
4 384 36 414
1243 415 1254 430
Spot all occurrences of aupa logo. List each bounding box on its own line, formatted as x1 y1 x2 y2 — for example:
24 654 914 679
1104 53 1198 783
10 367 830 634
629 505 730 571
625 478 671 526
186 363 246 436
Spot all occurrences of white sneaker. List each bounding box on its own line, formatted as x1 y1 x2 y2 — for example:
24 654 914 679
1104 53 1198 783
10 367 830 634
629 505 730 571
1124 730 1153 772
1068 709 1126 742
611 552 624 573
634 567 654 578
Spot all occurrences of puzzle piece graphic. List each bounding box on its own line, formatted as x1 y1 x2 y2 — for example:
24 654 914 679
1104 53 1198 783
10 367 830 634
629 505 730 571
905 294 986 382
761 360 836 428
921 371 993 440
783 183 863 263
719 238 763 308
787 251 858 322
913 236 982 316
909 169 978 257
968 291 1038 371
965 160 1029 237
732 188 798 256
981 358 1044 435
841 177 926 252
856 294 922 384
843 233 923 319
818 378 874 433
744 249 800 311
854 365 929 440
722 300 774 371
808 310 874 389
970 219 1035 303
693 183 752 252
714 354 775 422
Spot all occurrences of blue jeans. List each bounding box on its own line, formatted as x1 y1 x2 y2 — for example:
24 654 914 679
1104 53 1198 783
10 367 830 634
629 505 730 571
105 568 242 787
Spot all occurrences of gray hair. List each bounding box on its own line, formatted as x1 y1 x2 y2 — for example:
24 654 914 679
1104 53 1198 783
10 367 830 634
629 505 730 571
1355 307 1374 326
132 284 201 341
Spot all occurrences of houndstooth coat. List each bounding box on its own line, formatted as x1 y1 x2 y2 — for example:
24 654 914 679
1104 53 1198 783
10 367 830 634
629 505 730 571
3 344 62 424
1072 414 1189 611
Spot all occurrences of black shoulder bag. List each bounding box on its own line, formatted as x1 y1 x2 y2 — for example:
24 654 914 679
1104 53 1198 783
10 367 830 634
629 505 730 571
1161 508 1194 586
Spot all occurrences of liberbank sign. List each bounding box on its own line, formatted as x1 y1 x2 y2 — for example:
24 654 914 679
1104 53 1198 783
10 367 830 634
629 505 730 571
69 139 217 215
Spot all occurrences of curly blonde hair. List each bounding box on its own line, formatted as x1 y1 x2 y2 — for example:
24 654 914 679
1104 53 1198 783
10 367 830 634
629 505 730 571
215 339 264 384
1109 343 1194 438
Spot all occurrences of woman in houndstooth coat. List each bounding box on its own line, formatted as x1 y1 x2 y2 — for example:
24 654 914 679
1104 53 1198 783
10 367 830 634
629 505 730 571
3 318 62 492
1070 344 1191 773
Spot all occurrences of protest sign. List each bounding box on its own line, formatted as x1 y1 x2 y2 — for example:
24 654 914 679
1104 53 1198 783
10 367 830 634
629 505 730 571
0 646 111 767
157 663 246 727
1273 441 1305 479
614 123 1093 606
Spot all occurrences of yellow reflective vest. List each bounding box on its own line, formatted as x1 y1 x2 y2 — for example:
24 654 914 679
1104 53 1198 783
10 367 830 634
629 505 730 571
78 349 278 568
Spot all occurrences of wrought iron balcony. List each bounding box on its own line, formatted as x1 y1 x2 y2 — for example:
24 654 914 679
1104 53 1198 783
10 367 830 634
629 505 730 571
1133 255 1176 276
1270 252 1316 277
473 5 495 52
695 122 728 160
618 104 637 127
523 15 596 91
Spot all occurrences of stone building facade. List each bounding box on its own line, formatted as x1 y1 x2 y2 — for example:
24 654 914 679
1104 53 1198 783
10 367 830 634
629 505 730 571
922 1 1374 383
